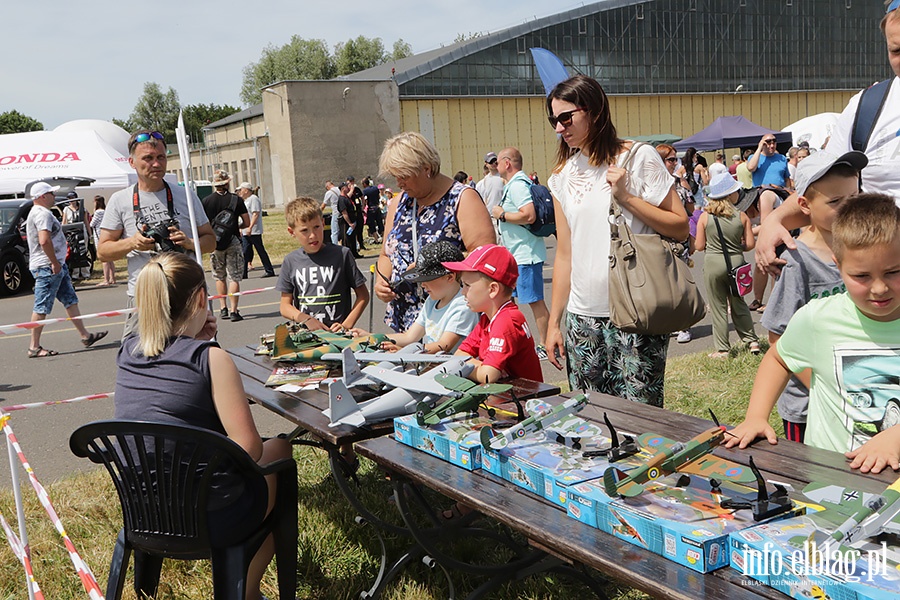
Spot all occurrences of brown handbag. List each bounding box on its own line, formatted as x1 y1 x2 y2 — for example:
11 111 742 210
607 142 706 335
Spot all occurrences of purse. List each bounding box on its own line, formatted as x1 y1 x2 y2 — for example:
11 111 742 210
607 142 707 335
711 215 753 296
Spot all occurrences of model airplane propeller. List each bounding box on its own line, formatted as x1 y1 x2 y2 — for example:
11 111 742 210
415 374 511 426
803 475 900 546
603 410 756 498
480 394 589 451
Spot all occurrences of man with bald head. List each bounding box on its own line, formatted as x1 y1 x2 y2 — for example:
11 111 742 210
490 147 551 360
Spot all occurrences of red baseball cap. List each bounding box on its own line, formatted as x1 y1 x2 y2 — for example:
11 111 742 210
442 244 518 288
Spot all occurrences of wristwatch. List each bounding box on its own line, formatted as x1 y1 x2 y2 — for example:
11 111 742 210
499 212 507 222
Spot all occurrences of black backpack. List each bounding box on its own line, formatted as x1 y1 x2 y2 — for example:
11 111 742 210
851 79 891 153
211 196 239 251
528 183 556 237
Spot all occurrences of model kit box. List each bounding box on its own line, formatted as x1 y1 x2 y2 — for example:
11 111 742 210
568 475 806 573
730 515 900 600
393 414 499 471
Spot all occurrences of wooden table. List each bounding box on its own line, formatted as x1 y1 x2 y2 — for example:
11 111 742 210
355 391 898 600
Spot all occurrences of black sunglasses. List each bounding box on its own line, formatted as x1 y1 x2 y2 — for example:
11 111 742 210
129 131 165 151
547 108 584 128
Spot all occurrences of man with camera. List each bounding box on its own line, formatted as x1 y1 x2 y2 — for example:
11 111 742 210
98 129 216 339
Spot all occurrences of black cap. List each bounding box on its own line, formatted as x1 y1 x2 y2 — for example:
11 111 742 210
66 191 78 199
401 240 464 283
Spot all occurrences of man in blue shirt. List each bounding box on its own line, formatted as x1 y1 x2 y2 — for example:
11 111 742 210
747 134 792 189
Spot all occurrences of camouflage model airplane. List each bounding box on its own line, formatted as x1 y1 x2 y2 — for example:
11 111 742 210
603 412 757 498
803 475 900 545
415 374 512 426
480 394 588 451
271 322 389 362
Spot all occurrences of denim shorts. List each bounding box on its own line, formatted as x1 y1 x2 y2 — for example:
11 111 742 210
512 262 544 304
32 264 79 315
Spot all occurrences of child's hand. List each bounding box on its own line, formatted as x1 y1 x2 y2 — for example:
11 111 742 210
846 427 900 473
303 316 326 331
379 340 401 353
723 418 777 449
347 327 370 337
328 322 348 333
196 310 217 340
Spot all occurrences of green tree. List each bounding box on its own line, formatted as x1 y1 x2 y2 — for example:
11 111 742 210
390 39 413 61
126 82 181 143
334 36 387 76
0 110 43 134
111 117 133 132
454 32 483 44
241 37 335 105
182 103 240 144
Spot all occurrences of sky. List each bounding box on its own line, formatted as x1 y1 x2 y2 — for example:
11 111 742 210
4 0 584 129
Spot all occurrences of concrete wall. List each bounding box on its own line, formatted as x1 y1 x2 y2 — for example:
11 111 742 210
400 90 856 185
265 80 401 205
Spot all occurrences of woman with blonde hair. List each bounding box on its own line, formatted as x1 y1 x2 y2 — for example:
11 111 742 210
114 253 292 600
545 75 689 407
694 173 760 358
375 131 495 332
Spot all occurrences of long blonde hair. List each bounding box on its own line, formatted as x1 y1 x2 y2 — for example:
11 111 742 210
134 253 207 357
705 197 735 218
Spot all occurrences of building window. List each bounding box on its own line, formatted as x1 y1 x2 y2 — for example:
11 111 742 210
231 161 238 181
240 159 248 184
517 37 526 54
578 17 587 34
249 159 257 186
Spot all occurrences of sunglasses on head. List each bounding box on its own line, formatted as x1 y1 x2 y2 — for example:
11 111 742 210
547 108 584 128
129 131 165 150
889 0 900 13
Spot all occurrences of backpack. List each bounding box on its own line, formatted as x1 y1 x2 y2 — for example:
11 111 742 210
527 183 556 237
851 79 891 153
211 195 239 251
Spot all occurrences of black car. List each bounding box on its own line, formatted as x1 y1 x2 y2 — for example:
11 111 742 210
0 177 97 296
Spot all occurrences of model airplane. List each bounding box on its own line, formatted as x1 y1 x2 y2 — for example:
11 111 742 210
803 475 900 545
334 344 434 388
610 507 648 547
415 374 512 426
603 411 756 498
320 342 456 364
480 394 588 451
272 322 389 361
325 358 473 428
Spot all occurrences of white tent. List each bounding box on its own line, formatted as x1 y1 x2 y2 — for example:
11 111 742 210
0 129 135 196
782 113 840 150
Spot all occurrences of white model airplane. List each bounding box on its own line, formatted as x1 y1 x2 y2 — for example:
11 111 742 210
324 357 473 428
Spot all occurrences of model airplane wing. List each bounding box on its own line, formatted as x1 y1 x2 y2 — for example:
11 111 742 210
320 341 455 363
636 432 678 454
435 373 511 396
678 455 757 484
361 367 451 396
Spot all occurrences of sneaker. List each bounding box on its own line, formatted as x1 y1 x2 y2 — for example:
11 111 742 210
535 345 548 361
230 310 243 322
219 307 229 319
749 341 761 355
262 272 276 278
675 330 692 344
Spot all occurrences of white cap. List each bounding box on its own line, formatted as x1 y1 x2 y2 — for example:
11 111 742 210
794 151 867 197
237 182 253 191
30 182 60 200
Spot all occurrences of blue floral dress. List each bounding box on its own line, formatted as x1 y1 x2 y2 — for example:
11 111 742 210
384 181 466 332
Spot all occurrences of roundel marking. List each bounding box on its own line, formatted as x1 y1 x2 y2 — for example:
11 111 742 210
724 467 743 478
648 467 660 480
646 437 664 447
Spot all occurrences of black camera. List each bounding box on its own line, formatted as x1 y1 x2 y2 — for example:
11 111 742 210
141 218 183 253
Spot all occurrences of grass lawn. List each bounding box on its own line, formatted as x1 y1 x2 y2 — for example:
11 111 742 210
2 210 780 598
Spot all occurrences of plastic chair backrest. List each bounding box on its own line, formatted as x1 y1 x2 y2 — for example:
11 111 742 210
70 420 267 557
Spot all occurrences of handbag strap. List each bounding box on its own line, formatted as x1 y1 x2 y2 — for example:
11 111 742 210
608 141 646 242
711 215 735 273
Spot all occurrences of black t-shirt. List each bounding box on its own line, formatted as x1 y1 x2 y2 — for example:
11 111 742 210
337 194 356 222
201 191 248 244
363 186 380 209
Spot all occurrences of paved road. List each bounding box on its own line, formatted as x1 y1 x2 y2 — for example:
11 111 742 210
0 240 767 487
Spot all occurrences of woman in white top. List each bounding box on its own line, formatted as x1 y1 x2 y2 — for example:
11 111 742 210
545 75 689 407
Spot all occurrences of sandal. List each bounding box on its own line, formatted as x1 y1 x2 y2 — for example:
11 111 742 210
82 331 109 348
747 299 763 311
27 346 58 358
749 341 761 355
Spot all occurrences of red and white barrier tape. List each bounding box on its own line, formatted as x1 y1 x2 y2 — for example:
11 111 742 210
3 393 113 412
0 285 277 336
0 510 45 600
1 412 104 599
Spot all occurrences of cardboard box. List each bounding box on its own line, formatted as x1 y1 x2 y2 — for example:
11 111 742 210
568 475 806 573
730 515 900 599
393 413 496 471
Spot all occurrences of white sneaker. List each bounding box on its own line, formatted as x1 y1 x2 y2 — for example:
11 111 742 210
676 330 692 344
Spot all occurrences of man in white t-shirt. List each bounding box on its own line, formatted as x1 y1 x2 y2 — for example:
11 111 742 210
708 151 728 179
322 180 341 245
25 182 107 357
237 182 275 278
475 151 504 214
98 130 216 338
756 3 900 274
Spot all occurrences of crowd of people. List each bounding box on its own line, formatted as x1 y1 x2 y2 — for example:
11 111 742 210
17 6 900 596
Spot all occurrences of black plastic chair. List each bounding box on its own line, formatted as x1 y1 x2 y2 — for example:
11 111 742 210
70 420 297 600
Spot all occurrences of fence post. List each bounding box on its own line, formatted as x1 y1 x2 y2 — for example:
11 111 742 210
7 429 37 600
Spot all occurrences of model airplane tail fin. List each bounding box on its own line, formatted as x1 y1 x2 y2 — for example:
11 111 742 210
480 426 506 451
341 347 365 386
603 467 642 497
327 379 364 428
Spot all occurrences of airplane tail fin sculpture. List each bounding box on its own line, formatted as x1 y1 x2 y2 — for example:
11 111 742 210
604 466 641 497
327 379 365 428
341 347 366 386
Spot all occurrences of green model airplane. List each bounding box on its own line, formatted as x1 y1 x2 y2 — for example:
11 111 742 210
603 412 757 498
415 374 511 426
479 394 589 451
803 475 900 545
271 322 390 362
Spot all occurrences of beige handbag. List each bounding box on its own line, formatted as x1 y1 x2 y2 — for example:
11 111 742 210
607 143 706 335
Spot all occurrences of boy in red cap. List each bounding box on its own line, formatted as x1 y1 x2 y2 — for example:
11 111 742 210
443 244 543 383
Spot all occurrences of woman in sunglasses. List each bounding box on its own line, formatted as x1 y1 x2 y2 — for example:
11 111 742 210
376 132 495 332
544 75 689 408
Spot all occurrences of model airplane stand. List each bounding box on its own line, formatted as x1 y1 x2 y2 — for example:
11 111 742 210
718 456 795 522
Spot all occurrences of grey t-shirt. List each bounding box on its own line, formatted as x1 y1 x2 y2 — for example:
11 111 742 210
245 194 263 235
276 244 365 326
761 240 845 423
101 183 209 296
